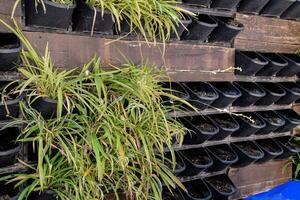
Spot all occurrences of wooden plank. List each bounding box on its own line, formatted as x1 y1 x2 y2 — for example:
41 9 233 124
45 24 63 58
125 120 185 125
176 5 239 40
0 0 22 17
0 14 21 33
228 160 292 199
234 13 300 53
24 31 235 73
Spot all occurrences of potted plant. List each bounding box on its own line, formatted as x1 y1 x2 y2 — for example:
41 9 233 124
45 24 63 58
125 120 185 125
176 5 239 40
204 174 237 199
0 33 21 72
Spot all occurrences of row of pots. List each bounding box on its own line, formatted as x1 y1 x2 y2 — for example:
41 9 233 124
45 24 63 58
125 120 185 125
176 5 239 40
167 136 300 177
236 51 300 77
181 0 300 21
162 81 300 110
180 110 300 144
163 174 237 200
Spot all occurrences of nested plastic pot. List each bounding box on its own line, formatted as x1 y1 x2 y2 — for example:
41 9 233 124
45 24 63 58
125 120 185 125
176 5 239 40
161 82 190 107
208 113 240 140
231 112 266 137
179 147 213 176
255 53 288 76
209 17 244 43
205 144 238 172
260 0 296 17
255 111 285 135
274 136 300 160
162 187 186 200
74 1 114 34
25 0 75 30
276 54 300 77
231 141 265 167
164 152 186 175
179 116 219 144
0 177 19 200
211 0 242 10
204 174 237 199
183 82 219 110
276 82 300 105
170 16 193 40
281 0 300 20
238 0 271 15
0 33 21 71
235 51 269 76
182 0 211 7
254 82 286 106
255 139 284 163
181 15 218 41
210 82 241 108
0 82 25 120
28 190 59 200
232 82 266 107
31 97 68 119
0 127 21 167
274 109 300 133
182 178 212 200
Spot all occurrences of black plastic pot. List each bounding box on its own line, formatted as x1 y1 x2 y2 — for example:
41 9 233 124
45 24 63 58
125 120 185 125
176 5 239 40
164 152 186 175
0 33 21 71
28 190 59 200
161 82 190 107
183 82 219 110
206 144 238 172
74 1 114 34
182 179 212 200
238 0 271 15
274 136 300 160
276 54 300 77
254 82 286 106
0 127 21 167
180 116 219 144
25 0 75 30
210 82 241 108
255 111 285 135
274 109 300 133
182 0 211 7
162 187 186 200
255 139 284 163
204 174 237 199
232 82 266 107
208 113 240 140
276 82 300 105
31 97 68 119
255 53 288 76
0 178 19 200
209 17 244 43
281 0 300 20
231 141 265 167
231 112 266 137
171 16 193 40
261 0 296 18
179 147 213 176
235 51 269 76
211 0 242 10
182 15 218 41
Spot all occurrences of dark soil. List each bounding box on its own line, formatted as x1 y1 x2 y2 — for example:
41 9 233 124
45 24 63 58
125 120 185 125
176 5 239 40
258 141 278 152
196 91 216 98
215 118 237 129
291 87 300 94
0 128 19 151
262 113 284 124
210 148 236 161
225 90 239 96
196 122 216 132
0 44 19 49
206 179 233 193
243 116 263 126
236 143 262 157
185 183 210 198
185 151 211 166
162 191 182 200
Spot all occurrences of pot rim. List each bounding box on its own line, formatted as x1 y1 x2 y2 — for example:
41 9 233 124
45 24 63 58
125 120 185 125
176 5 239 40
234 82 266 97
281 54 300 66
262 54 288 67
259 83 287 97
259 112 286 127
0 45 21 54
196 15 218 28
0 145 20 156
209 114 240 131
211 82 242 98
204 175 237 196
277 82 300 96
255 140 284 156
179 148 214 168
233 142 265 159
207 145 239 164
275 110 300 124
44 0 76 9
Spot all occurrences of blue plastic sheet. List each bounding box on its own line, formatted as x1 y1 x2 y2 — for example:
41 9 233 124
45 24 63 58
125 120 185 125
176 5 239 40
246 181 300 200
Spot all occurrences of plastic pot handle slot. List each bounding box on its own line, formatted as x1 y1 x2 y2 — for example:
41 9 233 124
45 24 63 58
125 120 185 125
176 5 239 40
254 82 286 106
274 109 300 133
235 51 269 76
274 136 300 160
281 0 300 20
276 54 300 77
232 82 266 107
254 138 284 163
182 178 212 200
231 141 265 167
238 0 271 15
255 111 285 135
209 17 244 43
181 14 218 42
204 174 237 199
205 144 239 172
178 147 213 177
260 0 296 18
276 82 300 105
208 113 240 140
255 53 288 76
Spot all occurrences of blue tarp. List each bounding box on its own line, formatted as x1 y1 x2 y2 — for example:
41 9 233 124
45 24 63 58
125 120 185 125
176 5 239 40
246 181 300 200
